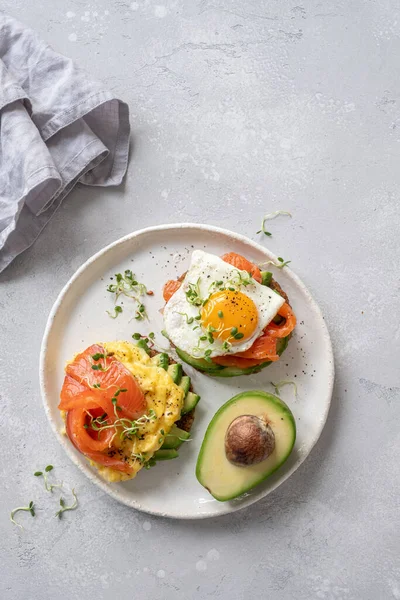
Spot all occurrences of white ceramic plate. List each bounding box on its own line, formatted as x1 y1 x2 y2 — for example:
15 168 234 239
40 224 334 519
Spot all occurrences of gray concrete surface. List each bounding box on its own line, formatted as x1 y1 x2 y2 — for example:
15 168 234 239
1 1 399 598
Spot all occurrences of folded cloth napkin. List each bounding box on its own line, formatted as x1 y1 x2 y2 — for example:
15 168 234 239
0 13 130 273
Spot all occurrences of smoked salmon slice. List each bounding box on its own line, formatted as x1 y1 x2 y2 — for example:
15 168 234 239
59 344 147 469
221 252 262 283
60 344 146 420
163 279 182 302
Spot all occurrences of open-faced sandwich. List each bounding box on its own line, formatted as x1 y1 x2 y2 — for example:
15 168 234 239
163 250 296 377
58 340 200 482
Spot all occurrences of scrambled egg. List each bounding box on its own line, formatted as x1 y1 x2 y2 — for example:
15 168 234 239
91 341 184 482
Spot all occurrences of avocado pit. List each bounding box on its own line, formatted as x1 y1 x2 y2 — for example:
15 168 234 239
225 415 275 466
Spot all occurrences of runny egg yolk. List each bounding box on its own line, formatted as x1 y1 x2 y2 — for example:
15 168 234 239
201 290 259 343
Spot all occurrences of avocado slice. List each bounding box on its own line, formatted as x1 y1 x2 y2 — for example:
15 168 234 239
157 352 169 371
260 270 273 286
175 347 224 373
167 363 183 384
176 336 289 377
196 390 296 501
161 424 191 449
182 391 200 415
179 375 191 396
154 448 179 460
136 338 151 355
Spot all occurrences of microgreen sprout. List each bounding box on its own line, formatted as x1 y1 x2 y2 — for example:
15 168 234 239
132 452 147 464
87 403 157 444
277 257 291 268
34 465 62 493
135 303 148 321
259 257 292 269
55 489 78 519
271 381 298 397
177 312 194 325
185 278 202 307
204 349 213 362
10 501 35 528
257 210 292 236
107 306 123 318
218 310 224 318
107 270 149 319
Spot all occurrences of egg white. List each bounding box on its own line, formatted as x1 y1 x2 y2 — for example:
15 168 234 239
163 250 285 358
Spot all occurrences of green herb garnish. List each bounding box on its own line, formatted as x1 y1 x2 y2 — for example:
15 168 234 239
132 453 146 464
234 332 244 340
260 257 291 269
134 303 148 320
204 349 212 362
271 381 298 397
107 270 148 319
55 489 78 519
10 501 35 528
185 278 202 307
91 364 106 371
218 311 224 318
87 405 157 443
34 465 62 493
177 312 194 325
257 210 292 236
107 306 123 318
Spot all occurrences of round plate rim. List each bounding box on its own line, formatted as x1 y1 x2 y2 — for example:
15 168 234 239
39 223 334 519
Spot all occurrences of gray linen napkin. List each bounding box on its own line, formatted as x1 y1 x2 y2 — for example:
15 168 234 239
0 14 130 272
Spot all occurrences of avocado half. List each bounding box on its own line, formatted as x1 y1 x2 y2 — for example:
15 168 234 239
196 390 296 501
176 335 290 377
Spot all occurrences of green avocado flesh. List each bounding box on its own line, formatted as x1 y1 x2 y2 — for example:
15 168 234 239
196 391 296 501
161 424 190 449
154 448 179 460
176 336 289 377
